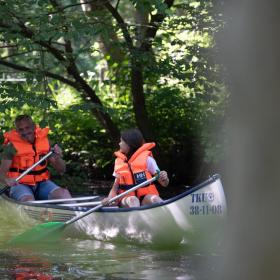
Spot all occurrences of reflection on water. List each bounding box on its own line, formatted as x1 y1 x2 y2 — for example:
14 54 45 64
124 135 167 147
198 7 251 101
0 252 53 279
0 201 222 280
0 242 221 280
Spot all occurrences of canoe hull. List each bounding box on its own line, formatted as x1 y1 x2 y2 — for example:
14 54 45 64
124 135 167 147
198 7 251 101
1 175 227 247
75 176 227 247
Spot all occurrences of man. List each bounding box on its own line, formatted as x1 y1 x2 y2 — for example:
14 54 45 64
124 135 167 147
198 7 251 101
0 115 72 201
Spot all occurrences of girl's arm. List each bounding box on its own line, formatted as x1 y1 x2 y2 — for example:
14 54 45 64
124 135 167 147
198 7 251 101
147 156 169 187
101 178 119 205
107 178 118 198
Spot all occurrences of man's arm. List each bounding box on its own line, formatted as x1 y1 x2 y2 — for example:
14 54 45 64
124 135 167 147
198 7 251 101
0 143 17 187
0 159 17 187
48 144 66 174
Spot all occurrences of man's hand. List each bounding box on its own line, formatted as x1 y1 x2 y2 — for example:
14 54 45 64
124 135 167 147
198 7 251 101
49 144 66 174
5 177 17 187
0 159 14 186
52 144 63 157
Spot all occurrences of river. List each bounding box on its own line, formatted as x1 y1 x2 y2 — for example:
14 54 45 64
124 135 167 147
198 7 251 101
0 200 223 280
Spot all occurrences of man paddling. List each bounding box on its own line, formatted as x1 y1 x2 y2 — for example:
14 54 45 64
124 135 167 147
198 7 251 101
0 114 72 202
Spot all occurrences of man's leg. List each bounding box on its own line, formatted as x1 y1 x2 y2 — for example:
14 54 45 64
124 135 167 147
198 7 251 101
10 184 35 202
36 180 72 200
49 187 72 199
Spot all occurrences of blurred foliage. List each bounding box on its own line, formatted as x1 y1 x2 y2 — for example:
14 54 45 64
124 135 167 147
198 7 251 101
0 0 228 188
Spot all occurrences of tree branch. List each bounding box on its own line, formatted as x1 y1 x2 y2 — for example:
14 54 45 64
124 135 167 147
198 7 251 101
140 0 175 51
0 44 18 49
49 0 75 62
0 59 77 88
48 0 104 15
1 50 37 59
1 10 67 62
103 2 134 50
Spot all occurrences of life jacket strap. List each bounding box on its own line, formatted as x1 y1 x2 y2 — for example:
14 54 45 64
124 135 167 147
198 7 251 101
118 184 150 191
9 167 48 175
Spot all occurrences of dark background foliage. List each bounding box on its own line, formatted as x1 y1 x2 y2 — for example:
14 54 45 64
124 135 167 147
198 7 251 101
0 0 228 194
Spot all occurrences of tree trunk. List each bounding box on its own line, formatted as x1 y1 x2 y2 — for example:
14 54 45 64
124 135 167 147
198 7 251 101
80 0 125 65
130 62 154 142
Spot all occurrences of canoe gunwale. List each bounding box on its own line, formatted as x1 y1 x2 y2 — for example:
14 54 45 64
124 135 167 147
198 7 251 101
1 174 221 213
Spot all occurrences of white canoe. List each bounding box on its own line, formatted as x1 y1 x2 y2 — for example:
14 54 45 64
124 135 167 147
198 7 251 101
1 174 227 247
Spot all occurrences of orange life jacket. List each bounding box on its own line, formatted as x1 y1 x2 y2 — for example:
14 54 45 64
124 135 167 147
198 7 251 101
114 142 159 199
4 126 51 185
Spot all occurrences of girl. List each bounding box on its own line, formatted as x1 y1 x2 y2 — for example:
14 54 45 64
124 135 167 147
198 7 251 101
102 128 169 208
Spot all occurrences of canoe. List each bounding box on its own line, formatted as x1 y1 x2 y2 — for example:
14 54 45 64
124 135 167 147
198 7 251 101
0 174 227 247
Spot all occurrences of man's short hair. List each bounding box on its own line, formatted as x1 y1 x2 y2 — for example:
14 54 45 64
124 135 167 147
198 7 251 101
15 115 34 125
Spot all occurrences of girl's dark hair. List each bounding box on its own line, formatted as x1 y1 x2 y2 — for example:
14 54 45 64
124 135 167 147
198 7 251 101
121 128 145 159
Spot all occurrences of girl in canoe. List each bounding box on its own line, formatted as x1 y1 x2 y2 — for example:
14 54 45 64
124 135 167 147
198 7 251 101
102 128 169 207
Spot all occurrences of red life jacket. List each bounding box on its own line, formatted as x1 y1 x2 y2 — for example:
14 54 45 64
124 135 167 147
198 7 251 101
4 126 51 185
114 142 159 199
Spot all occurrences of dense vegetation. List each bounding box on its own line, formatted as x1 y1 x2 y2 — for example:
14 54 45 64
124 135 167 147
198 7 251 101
0 0 227 191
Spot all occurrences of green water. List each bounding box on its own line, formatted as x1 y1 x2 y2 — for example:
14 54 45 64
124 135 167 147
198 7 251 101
0 202 222 280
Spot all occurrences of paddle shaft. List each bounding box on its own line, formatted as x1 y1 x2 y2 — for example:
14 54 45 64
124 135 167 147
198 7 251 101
65 175 159 226
0 150 54 195
28 195 99 204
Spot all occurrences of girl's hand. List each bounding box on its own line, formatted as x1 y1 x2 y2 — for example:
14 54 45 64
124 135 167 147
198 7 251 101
101 197 117 206
158 171 169 187
101 197 110 206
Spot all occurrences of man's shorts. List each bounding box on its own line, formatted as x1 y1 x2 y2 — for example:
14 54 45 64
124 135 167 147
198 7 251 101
9 180 60 201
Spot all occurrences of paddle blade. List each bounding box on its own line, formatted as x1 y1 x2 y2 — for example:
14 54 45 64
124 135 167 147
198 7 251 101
8 222 66 245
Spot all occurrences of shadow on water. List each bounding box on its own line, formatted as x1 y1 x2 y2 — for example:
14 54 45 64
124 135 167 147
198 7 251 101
0 202 223 280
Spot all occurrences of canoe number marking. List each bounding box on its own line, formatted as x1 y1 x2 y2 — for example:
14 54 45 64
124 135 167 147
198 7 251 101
190 205 222 215
40 209 53 221
191 192 214 203
190 192 223 215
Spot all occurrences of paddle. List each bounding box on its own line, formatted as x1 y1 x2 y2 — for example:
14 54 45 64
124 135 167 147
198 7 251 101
0 150 54 196
9 173 159 245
